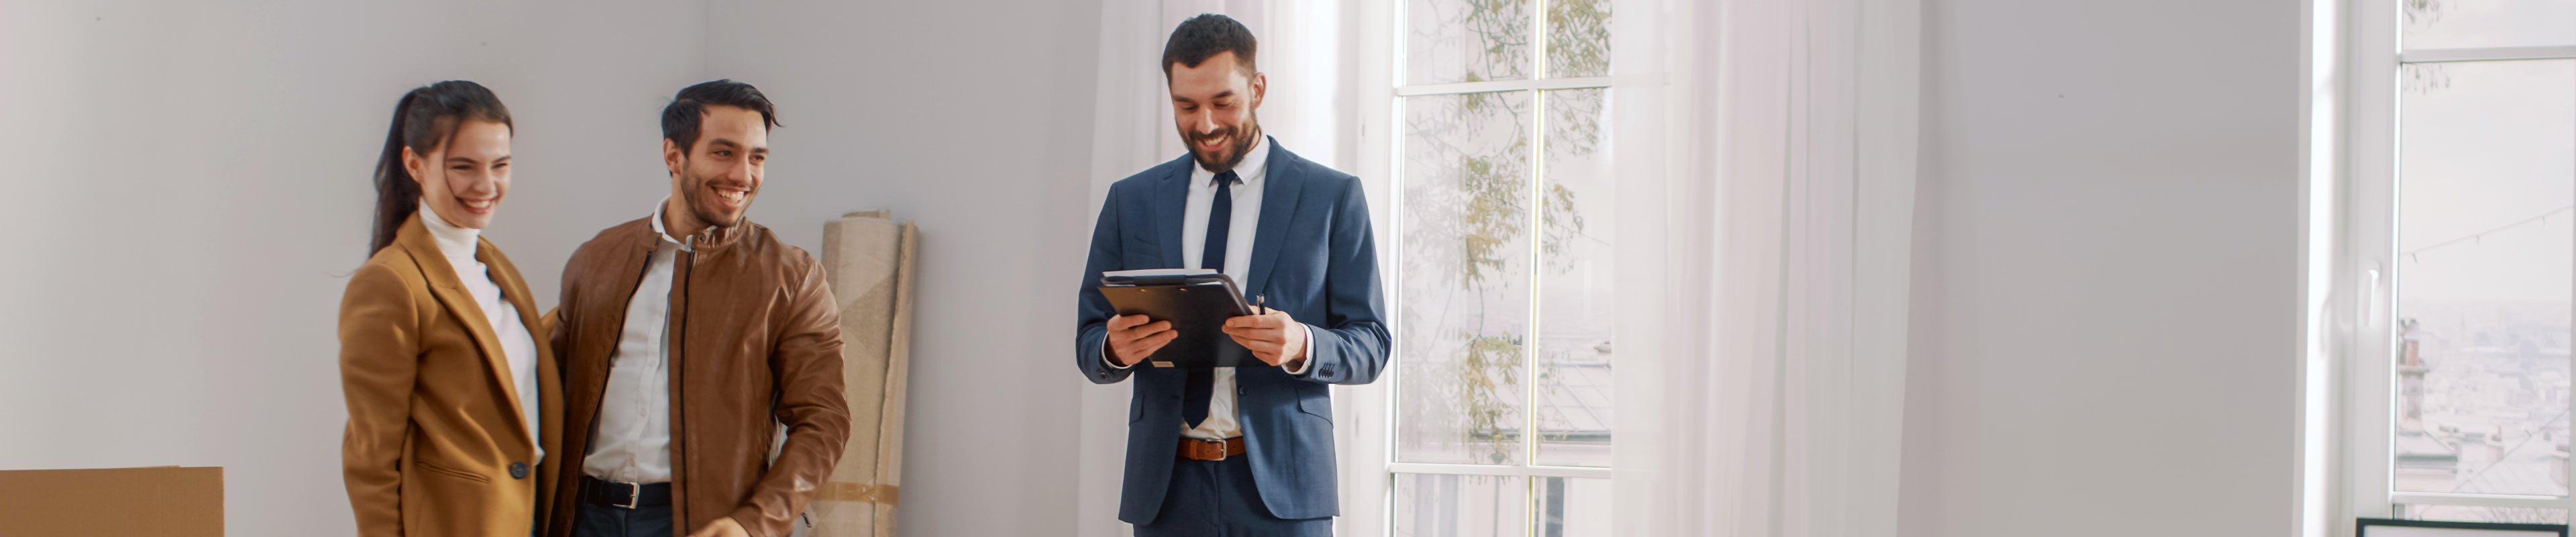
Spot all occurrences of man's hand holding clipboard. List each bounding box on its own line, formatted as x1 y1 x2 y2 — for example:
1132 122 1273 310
1102 313 1177 368
1221 294 1308 371
1098 268 1305 369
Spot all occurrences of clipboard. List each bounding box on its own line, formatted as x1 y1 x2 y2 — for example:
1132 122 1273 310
1097 268 1255 369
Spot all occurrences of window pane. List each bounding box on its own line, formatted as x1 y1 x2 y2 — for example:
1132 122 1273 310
1407 0 1531 85
1395 473 1528 537
2393 59 2576 497
1534 88 1615 467
2402 0 2576 50
2395 503 2572 524
1536 477 1612 537
1544 0 1611 77
1399 91 1534 465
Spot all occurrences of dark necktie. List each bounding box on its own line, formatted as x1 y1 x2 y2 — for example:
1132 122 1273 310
1183 170 1240 429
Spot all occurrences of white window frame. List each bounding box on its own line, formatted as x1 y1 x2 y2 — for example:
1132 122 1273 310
1349 0 1619 536
2339 0 2576 527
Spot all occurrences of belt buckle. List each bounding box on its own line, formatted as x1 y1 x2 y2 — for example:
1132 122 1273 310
1195 438 1227 461
614 481 641 509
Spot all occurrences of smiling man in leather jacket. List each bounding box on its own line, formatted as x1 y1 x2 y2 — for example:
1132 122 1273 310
546 79 850 537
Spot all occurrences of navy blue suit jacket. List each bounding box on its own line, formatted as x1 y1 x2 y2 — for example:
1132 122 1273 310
1075 139 1390 524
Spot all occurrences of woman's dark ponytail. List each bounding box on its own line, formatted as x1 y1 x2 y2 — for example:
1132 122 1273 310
368 91 424 257
368 81 513 258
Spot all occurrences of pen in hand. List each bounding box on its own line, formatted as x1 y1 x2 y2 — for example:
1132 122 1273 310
1255 293 1268 315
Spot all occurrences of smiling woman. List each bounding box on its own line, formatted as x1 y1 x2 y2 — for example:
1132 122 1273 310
339 80 562 537
368 81 517 258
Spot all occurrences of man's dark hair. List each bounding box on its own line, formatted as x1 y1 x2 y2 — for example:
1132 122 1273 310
1162 13 1257 79
661 79 780 152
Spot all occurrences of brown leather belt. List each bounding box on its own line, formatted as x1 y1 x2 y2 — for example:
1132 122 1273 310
1179 437 1247 461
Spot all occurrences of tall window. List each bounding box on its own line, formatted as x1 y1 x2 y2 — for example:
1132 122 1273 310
1389 0 1615 535
2353 0 2576 524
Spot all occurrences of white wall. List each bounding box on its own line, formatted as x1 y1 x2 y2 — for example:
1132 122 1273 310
1897 0 2304 535
0 0 1102 534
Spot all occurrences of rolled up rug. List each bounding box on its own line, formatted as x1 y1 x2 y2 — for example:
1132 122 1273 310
798 210 918 536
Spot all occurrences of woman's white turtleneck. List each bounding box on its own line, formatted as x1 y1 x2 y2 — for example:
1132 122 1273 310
419 202 543 462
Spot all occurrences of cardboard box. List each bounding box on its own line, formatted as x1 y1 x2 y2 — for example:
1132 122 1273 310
0 466 222 536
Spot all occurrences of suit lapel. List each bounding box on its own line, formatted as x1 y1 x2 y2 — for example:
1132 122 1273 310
1152 156 1190 268
483 240 556 439
1244 140 1303 299
400 215 535 446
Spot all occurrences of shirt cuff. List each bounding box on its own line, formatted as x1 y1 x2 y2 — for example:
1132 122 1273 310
1282 325 1316 375
1103 338 1134 370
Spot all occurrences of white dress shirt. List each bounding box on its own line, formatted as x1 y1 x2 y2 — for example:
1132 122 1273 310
583 199 690 483
1104 137 1315 440
418 203 543 462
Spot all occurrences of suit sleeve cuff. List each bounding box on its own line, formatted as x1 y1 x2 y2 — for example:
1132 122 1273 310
1103 339 1134 370
1283 325 1316 375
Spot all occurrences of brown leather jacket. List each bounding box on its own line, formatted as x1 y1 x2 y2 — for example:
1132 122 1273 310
545 216 850 537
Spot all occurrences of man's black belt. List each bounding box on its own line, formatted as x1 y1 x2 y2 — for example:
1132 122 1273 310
582 475 672 509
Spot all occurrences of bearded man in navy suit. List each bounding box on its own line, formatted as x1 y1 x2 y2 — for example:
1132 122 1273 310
1073 13 1391 537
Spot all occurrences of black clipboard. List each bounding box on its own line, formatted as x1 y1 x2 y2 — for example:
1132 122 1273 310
1097 269 1254 369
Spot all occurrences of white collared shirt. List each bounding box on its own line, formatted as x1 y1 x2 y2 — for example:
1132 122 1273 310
1104 136 1314 441
582 199 693 483
417 203 543 462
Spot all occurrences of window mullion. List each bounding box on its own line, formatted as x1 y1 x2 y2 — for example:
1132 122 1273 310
1527 2 1550 536
2343 0 2402 524
1395 77 1614 96
2390 491 2573 510
2398 45 2576 64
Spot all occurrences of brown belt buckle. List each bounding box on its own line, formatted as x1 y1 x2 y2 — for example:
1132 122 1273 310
1188 438 1228 461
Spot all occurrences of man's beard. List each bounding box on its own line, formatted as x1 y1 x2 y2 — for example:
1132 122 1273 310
680 169 749 229
1185 119 1261 173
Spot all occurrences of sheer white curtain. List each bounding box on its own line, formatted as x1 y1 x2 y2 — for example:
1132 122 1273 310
1076 3 1177 536
1612 0 1922 535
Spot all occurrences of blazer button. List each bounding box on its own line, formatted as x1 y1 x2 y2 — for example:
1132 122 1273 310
1236 387 1247 396
1320 367 1336 377
508 462 529 479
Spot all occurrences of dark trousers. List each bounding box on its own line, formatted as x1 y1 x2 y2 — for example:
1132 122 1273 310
573 499 674 537
1134 457 1333 537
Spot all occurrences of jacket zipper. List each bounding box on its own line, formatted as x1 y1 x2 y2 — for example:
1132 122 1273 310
668 235 696 527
